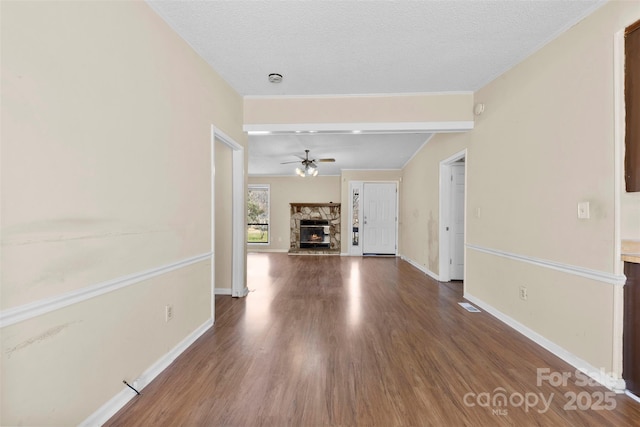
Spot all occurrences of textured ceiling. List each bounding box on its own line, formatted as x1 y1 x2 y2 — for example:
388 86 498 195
148 0 604 96
248 132 431 176
147 0 605 175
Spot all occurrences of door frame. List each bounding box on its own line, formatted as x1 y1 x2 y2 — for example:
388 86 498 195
348 181 364 256
212 126 247 307
362 181 399 255
439 149 467 282
348 180 399 256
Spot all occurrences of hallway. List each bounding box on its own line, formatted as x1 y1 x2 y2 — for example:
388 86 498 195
107 253 640 426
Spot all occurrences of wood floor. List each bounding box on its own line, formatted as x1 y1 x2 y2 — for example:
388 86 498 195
106 253 640 426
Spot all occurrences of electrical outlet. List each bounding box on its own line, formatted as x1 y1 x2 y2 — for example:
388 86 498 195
577 201 590 219
519 286 528 301
165 304 173 322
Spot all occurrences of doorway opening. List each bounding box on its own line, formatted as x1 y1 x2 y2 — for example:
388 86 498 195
439 150 467 282
212 126 247 306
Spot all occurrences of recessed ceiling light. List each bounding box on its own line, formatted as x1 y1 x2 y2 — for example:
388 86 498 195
268 73 283 83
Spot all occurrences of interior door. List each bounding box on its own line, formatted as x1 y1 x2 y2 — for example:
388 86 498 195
449 164 465 280
362 182 397 255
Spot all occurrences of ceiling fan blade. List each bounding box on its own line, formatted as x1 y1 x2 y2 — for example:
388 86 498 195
281 151 335 166
280 160 304 164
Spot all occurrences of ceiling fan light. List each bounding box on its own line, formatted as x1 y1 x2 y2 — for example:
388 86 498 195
291 149 324 177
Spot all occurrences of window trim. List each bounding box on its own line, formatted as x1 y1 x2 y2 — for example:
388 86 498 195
247 184 270 245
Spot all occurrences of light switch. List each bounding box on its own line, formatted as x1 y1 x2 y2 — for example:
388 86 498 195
577 201 590 219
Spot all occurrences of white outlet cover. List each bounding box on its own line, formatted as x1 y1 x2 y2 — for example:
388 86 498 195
577 201 590 219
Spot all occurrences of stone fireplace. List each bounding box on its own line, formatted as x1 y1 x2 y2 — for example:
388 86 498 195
289 203 340 254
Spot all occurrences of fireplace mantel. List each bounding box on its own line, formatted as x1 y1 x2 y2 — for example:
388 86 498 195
289 203 341 254
290 202 340 212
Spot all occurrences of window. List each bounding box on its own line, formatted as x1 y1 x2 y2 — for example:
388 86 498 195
247 184 269 244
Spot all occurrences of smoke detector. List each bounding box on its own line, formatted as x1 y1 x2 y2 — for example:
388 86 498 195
268 73 283 83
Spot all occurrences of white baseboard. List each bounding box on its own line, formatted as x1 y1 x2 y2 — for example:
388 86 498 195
214 288 232 295
626 390 640 403
400 255 441 281
464 293 626 393
232 287 249 298
79 318 213 427
247 248 288 253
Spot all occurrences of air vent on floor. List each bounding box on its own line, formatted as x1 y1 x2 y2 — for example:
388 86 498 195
458 302 481 312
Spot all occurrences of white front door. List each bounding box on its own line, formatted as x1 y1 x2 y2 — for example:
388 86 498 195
449 164 465 280
362 182 397 255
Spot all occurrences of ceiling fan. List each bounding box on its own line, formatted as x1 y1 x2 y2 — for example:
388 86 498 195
281 149 335 177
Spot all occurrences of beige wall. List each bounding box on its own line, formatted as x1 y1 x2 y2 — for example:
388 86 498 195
215 139 234 292
1 1 245 424
3 0 639 423
400 135 467 273
249 171 403 255
248 176 341 252
244 93 473 125
401 0 640 376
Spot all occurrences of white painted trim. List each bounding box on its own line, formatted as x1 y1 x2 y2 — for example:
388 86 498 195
340 169 402 173
249 173 341 178
626 390 640 403
464 293 626 393
400 255 441 282
210 128 216 321
467 244 626 286
613 28 625 278
348 181 364 256
79 319 213 427
244 121 474 134
361 181 399 256
212 126 248 299
243 91 475 99
0 253 213 328
247 248 288 253
248 183 271 245
439 149 467 283
612 28 626 389
214 288 233 295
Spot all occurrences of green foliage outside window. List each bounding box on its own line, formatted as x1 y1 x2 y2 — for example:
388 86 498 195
247 186 269 243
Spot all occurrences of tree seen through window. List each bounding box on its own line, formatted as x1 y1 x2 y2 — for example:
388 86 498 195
247 185 269 243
